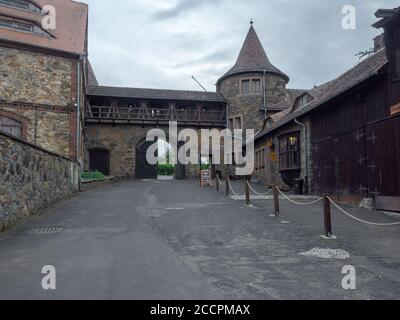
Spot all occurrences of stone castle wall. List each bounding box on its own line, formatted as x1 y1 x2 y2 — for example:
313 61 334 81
0 45 77 159
0 132 79 232
85 124 225 179
0 46 72 106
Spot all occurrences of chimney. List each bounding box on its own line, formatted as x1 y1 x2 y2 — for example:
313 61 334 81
374 33 385 52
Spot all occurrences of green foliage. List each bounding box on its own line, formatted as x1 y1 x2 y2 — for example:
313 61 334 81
82 170 106 180
200 163 210 171
157 164 175 176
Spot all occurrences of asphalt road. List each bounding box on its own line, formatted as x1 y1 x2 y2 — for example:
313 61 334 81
0 179 399 300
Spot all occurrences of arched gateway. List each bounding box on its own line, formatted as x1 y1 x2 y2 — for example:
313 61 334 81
85 86 227 179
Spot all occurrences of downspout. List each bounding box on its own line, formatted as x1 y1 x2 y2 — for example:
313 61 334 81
263 70 267 119
76 56 83 190
294 118 308 194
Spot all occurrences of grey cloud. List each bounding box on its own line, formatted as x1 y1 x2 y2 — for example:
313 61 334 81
173 49 234 69
82 0 400 92
154 0 221 20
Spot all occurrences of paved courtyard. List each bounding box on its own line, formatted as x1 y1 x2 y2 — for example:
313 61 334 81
0 179 400 300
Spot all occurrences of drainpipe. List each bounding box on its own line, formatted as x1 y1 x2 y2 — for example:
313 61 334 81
263 70 267 119
76 56 83 190
294 118 308 194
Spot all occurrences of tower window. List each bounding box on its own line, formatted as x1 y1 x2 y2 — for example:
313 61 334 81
253 79 261 93
240 78 262 94
241 80 250 94
228 116 242 130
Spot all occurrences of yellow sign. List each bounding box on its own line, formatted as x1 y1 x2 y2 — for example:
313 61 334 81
269 152 277 162
390 103 400 116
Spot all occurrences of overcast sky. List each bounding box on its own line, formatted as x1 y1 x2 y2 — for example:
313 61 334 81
82 0 399 91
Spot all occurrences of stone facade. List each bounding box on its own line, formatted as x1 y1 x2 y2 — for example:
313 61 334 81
0 107 71 156
0 46 72 106
218 72 289 132
0 132 79 232
85 124 212 179
0 45 84 160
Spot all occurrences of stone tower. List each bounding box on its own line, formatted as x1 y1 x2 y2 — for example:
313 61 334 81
217 22 290 132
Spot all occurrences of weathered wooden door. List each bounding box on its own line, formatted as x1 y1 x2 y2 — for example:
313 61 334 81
89 149 110 175
135 141 157 179
366 116 400 211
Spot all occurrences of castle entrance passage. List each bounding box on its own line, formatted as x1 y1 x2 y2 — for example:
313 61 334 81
135 140 187 180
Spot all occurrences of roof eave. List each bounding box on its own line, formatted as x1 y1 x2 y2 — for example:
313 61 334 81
255 69 386 142
216 68 290 86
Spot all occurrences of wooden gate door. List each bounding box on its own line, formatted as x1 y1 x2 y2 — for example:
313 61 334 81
366 116 400 211
135 141 157 179
89 149 110 175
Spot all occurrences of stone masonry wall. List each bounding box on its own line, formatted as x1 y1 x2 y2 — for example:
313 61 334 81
0 46 72 106
85 124 223 179
219 72 288 132
0 132 79 232
0 106 71 157
0 45 76 159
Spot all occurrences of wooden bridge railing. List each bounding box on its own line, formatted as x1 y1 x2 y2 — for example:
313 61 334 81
86 105 227 124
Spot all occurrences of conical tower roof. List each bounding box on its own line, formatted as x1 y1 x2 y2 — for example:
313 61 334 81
217 23 289 84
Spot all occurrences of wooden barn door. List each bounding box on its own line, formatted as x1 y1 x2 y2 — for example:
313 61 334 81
89 149 110 176
366 116 400 211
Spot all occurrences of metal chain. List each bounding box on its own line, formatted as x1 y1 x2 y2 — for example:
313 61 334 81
276 187 323 206
246 181 273 196
327 196 400 226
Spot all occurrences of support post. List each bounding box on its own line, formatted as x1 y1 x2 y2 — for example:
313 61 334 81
226 176 230 197
216 174 219 192
245 181 250 206
273 186 280 217
323 196 333 237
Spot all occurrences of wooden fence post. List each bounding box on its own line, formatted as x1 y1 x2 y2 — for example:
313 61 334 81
245 181 250 206
323 196 333 237
274 186 280 217
216 174 219 192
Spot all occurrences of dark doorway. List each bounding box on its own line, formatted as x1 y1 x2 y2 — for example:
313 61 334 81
89 148 110 176
175 141 186 180
136 140 157 179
